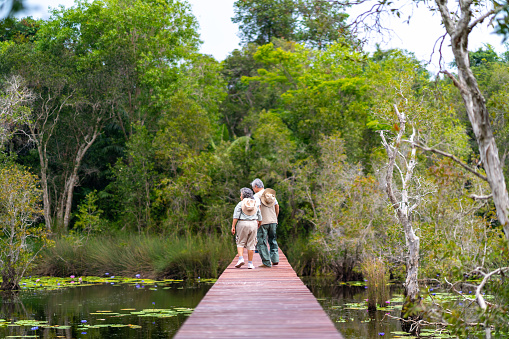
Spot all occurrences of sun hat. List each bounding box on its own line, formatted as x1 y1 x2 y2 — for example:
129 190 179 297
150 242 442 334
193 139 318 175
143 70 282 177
241 198 257 216
260 188 276 207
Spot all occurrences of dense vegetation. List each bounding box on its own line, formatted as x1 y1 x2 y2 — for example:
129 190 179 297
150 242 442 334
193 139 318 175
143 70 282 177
1 0 509 336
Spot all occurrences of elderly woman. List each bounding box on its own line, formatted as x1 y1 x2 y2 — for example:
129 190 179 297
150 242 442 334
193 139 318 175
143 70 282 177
231 187 262 269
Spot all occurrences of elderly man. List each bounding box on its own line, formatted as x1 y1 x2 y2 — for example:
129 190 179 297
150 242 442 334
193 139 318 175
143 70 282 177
251 178 279 268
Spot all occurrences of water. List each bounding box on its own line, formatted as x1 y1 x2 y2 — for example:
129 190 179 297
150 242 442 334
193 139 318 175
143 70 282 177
302 277 419 339
0 278 213 338
302 277 492 338
0 276 464 338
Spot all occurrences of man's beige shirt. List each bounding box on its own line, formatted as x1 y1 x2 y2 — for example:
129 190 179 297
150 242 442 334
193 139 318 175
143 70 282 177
254 189 278 225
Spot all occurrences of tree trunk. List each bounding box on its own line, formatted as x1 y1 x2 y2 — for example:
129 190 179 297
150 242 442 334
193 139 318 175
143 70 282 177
436 0 509 242
1 279 20 291
63 170 78 230
38 144 52 231
453 41 509 237
56 189 65 231
62 128 100 230
1 265 20 291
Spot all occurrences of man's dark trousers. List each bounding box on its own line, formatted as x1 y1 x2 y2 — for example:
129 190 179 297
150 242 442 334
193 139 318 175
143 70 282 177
257 223 279 266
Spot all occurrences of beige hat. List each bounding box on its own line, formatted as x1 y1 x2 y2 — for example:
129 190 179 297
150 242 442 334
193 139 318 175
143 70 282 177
261 188 276 207
241 198 257 216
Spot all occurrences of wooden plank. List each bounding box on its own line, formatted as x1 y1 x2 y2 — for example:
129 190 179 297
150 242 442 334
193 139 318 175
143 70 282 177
175 248 343 338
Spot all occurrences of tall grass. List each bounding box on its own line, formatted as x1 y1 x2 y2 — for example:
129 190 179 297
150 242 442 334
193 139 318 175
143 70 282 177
35 233 236 279
361 258 389 311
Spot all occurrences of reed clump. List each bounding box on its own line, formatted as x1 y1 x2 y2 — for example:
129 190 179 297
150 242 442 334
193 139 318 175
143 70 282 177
361 258 389 311
34 233 235 279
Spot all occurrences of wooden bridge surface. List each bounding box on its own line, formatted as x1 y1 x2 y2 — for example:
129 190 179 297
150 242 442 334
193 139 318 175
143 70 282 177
174 248 343 338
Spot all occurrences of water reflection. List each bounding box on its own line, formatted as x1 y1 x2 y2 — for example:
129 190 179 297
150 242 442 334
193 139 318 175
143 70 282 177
0 280 212 338
1 291 29 317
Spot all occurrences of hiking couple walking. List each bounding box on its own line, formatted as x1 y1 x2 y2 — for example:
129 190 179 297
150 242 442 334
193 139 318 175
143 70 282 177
230 178 279 269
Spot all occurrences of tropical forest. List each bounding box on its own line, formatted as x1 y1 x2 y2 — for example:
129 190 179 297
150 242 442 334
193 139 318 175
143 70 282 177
0 0 508 338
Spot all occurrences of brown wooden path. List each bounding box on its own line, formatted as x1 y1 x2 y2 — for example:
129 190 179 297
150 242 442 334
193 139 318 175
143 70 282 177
174 248 343 338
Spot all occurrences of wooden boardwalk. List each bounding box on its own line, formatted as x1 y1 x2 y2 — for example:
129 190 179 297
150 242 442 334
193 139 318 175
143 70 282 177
175 248 343 338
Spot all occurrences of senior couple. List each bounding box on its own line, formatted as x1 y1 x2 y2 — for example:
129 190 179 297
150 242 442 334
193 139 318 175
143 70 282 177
230 178 279 269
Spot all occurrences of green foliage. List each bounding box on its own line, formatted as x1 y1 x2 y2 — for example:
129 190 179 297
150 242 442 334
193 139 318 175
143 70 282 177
294 0 352 49
0 17 41 43
470 44 500 67
154 91 214 168
233 0 297 45
0 163 50 290
417 158 496 278
251 110 296 177
36 0 200 131
176 54 227 124
232 0 352 48
246 40 374 161
283 236 330 276
368 49 469 157
220 43 282 138
109 124 157 233
73 190 103 236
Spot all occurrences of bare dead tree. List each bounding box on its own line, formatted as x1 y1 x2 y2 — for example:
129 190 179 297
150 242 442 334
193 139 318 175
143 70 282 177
380 104 423 328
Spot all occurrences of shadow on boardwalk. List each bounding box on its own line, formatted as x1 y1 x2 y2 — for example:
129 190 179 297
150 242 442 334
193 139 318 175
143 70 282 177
175 248 344 338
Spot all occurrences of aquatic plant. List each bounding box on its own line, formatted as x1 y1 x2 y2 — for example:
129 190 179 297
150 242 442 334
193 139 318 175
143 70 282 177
361 258 389 311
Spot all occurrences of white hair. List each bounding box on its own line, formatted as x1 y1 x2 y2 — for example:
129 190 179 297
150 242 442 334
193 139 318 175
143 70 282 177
251 178 264 189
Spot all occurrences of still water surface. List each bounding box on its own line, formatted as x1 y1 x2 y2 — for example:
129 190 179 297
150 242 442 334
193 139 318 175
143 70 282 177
302 277 408 339
0 276 447 339
0 279 212 338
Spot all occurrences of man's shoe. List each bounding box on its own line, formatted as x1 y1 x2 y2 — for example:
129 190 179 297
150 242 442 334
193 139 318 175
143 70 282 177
235 258 245 268
272 262 279 265
258 264 271 268
248 263 255 269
